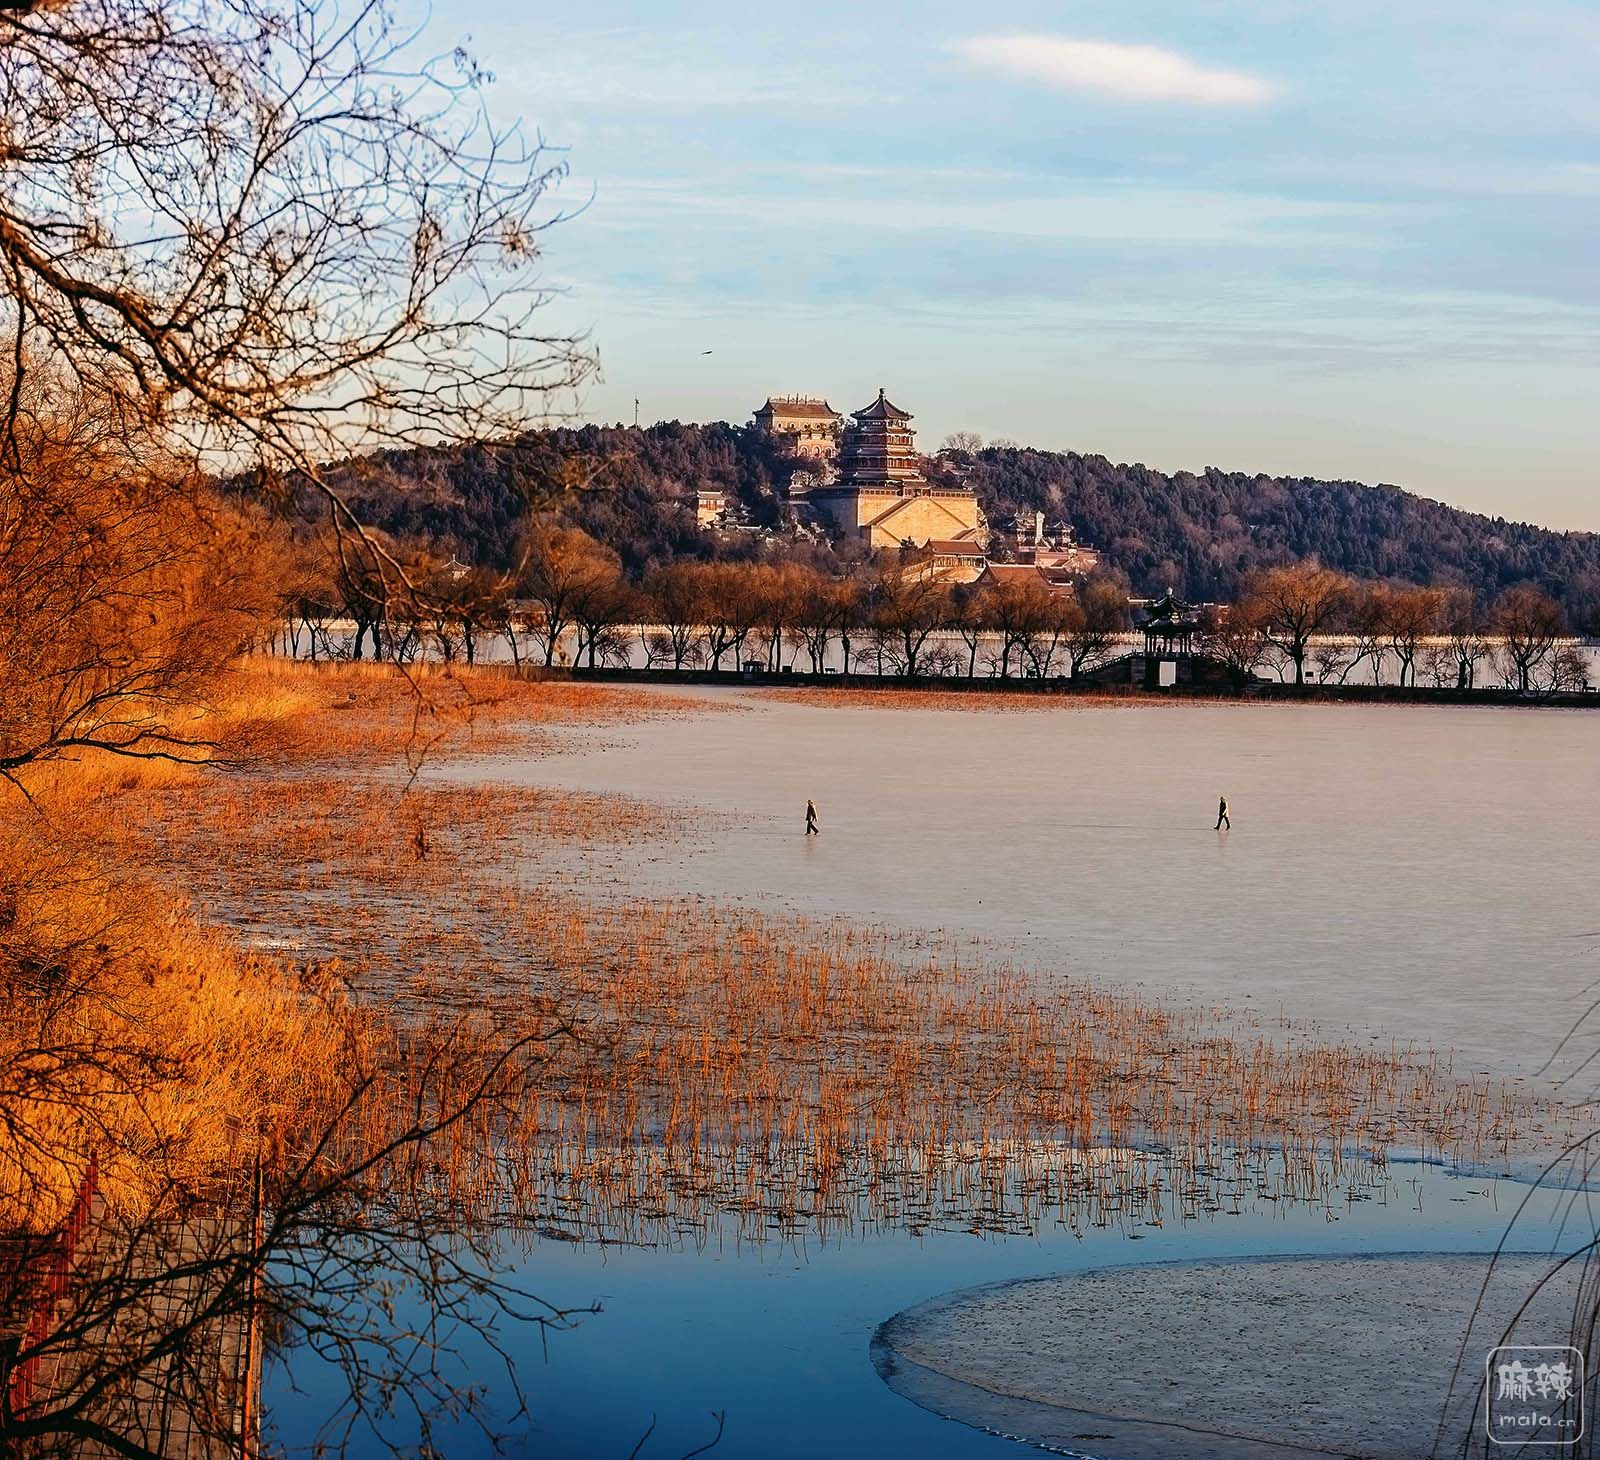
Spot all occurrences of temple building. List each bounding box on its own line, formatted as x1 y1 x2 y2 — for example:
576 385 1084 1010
752 396 843 460
995 511 1101 576
916 539 990 582
976 561 1076 594
808 389 985 552
689 486 725 528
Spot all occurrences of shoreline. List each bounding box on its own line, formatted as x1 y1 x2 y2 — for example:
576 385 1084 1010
557 663 1600 709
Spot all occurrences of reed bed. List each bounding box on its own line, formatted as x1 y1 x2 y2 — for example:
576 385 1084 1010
460 898 1553 1247
106 794 1580 1248
295 889 1567 1252
87 660 1582 1250
233 657 714 766
0 824 361 1229
0 662 701 1232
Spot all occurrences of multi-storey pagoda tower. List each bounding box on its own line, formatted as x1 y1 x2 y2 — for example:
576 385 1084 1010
810 389 984 552
836 389 924 488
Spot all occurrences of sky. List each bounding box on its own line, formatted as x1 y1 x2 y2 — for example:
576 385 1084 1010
426 0 1599 529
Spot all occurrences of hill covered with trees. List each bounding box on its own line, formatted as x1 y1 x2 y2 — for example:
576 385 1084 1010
953 445 1600 621
287 420 1600 625
297 422 863 577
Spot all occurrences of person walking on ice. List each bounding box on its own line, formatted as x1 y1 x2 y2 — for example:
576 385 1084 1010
1215 795 1231 830
805 798 820 835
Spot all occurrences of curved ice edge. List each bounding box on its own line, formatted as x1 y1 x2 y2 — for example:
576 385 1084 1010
869 1340 1129 1460
1107 1138 1597 1192
869 1250 1562 1460
1384 1146 1600 1190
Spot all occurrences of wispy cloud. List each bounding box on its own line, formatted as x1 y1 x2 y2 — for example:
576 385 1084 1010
955 35 1279 106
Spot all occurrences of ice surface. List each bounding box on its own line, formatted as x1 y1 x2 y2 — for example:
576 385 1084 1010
450 690 1600 1084
873 1253 1582 1459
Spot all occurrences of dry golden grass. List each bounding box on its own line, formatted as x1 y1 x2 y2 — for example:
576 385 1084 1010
0 825 360 1228
12 655 1578 1253
0 659 702 1233
236 656 704 765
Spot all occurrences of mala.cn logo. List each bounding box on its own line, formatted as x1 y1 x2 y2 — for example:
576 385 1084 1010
1486 1346 1585 1445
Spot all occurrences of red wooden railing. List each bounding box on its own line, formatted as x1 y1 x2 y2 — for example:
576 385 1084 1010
5 1155 98 1422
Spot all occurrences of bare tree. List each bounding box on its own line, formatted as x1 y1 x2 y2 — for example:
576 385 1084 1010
0 5 614 1454
870 561 950 678
697 564 760 673
748 565 811 673
946 584 990 679
1442 589 1491 690
1019 599 1069 678
1 0 595 658
567 574 632 670
1198 604 1270 690
1343 584 1391 686
1310 637 1354 685
1493 585 1567 695
0 373 276 785
520 528 620 668
1384 586 1445 688
254 520 326 659
638 566 707 672
1242 563 1353 686
1061 577 1128 678
792 570 855 675
984 576 1053 679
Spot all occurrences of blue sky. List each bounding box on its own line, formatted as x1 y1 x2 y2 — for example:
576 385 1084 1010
431 0 1599 528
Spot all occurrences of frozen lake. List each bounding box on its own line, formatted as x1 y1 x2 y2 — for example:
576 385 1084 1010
270 689 1600 1459
457 688 1600 1087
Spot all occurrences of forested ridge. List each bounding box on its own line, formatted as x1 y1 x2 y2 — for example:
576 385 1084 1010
282 420 1600 620
959 447 1600 615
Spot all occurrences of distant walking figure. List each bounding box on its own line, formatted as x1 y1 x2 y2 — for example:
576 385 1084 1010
805 799 820 836
1215 795 1231 831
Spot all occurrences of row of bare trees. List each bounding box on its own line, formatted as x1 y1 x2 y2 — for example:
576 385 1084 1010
271 535 1589 694
1203 564 1585 695
270 526 1135 679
